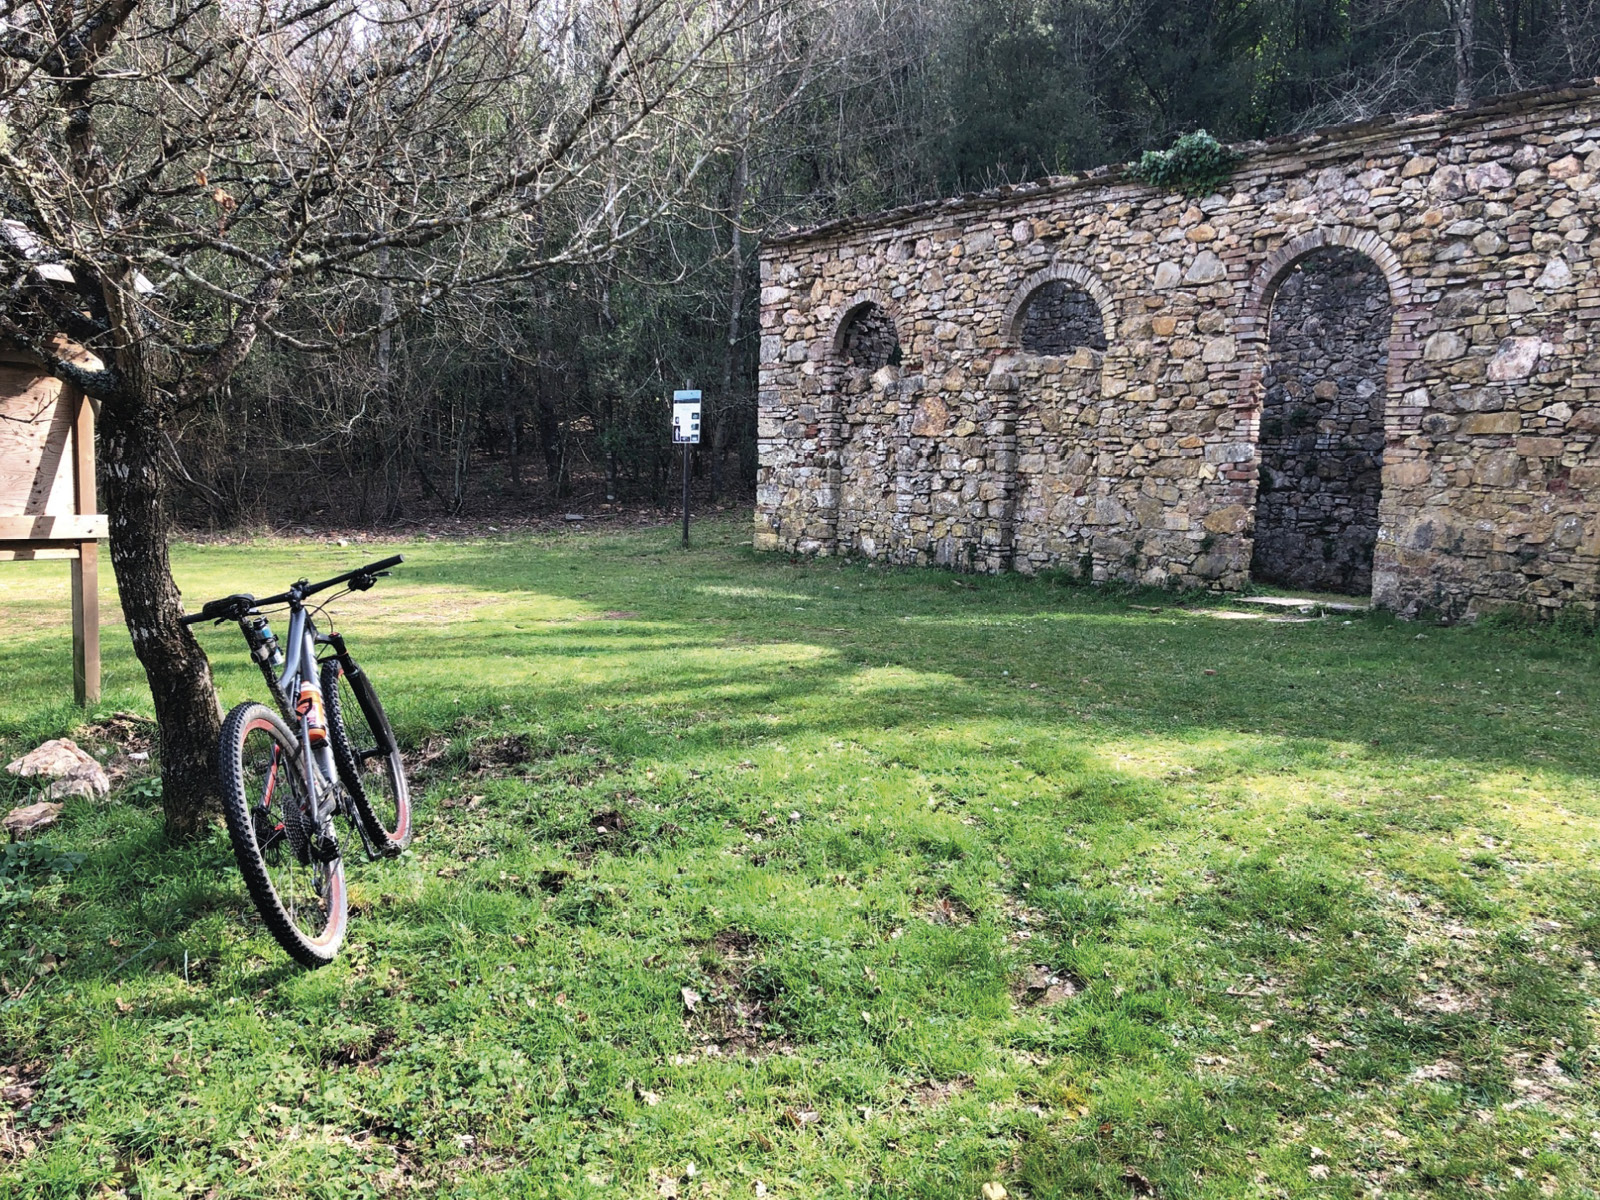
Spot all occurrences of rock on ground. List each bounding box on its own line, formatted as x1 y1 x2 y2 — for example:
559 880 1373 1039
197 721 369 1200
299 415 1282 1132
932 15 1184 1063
3 801 63 839
6 738 111 798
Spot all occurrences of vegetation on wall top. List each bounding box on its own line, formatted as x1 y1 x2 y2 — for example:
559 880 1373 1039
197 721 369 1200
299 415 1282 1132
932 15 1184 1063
1128 129 1244 197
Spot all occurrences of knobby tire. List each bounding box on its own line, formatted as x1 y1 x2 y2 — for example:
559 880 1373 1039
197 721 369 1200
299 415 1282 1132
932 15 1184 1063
218 702 348 967
321 658 412 855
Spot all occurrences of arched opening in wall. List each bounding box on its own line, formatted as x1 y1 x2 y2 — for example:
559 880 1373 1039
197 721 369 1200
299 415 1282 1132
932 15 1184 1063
834 301 901 557
839 302 901 370
1251 247 1391 596
1018 282 1107 355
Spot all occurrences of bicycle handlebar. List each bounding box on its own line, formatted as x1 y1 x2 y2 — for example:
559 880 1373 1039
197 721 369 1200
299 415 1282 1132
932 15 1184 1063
179 554 404 626
258 554 405 606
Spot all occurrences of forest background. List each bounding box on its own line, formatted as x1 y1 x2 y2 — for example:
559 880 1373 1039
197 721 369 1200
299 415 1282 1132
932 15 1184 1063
167 0 1600 528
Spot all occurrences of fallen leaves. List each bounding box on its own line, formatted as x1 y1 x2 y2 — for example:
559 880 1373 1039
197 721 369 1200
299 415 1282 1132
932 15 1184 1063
680 986 701 1014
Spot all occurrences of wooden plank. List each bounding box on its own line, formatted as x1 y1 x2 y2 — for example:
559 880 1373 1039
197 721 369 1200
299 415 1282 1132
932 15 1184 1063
0 368 74 515
0 514 108 540
0 544 80 560
71 386 96 516
70 390 100 705
72 541 99 705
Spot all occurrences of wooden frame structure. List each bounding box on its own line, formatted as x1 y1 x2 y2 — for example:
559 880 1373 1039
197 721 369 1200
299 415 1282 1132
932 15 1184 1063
0 342 106 704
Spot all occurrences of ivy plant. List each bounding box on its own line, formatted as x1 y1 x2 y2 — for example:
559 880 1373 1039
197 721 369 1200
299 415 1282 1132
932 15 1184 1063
1129 130 1243 197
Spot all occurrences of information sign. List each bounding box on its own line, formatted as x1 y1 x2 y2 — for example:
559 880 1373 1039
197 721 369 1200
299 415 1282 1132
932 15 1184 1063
672 390 702 444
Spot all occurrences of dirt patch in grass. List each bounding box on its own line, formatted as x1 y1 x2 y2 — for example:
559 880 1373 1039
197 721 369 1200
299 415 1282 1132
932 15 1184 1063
327 1027 398 1070
1014 963 1084 1007
906 1075 971 1108
569 807 638 863
921 888 974 926
1505 1050 1576 1107
404 734 453 780
73 711 159 787
1411 983 1484 1015
79 711 156 757
0 1061 47 1164
683 929 790 1057
468 733 535 772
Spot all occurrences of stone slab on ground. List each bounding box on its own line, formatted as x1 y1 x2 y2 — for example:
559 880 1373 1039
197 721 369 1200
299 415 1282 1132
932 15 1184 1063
1236 595 1369 614
3 802 63 840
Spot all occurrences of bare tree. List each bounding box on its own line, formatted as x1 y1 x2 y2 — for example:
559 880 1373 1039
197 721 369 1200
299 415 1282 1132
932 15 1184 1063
1443 0 1478 102
0 0 811 838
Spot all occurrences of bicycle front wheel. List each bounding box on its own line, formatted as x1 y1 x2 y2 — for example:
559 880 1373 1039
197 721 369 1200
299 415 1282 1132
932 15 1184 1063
322 658 412 855
219 702 347 967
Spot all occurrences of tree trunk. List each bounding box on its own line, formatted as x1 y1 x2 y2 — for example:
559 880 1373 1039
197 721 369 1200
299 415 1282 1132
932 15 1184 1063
1557 0 1579 76
1450 0 1475 104
98 382 223 842
1493 0 1523 89
713 130 751 503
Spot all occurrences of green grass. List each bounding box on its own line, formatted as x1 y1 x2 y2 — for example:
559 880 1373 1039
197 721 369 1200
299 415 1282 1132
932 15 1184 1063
2 513 1599 1198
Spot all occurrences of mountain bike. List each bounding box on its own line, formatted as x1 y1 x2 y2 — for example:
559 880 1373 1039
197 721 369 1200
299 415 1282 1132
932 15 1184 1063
182 555 412 966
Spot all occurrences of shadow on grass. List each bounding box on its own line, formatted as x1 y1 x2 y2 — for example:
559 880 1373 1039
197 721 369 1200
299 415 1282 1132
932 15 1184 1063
326 538 1600 784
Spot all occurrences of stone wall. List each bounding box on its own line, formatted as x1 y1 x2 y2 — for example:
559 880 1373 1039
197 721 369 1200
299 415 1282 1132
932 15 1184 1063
1252 248 1390 594
841 302 901 369
756 80 1600 619
1020 284 1107 354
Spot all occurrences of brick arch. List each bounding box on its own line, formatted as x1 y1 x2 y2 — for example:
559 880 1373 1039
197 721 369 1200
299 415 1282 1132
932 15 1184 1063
1001 263 1117 348
1233 226 1419 409
828 291 902 359
1241 226 1410 327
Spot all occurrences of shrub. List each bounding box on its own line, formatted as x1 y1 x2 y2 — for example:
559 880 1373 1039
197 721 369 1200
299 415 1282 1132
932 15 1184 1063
1129 130 1243 197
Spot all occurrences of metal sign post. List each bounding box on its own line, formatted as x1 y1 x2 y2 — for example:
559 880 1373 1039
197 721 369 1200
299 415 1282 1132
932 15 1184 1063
672 390 701 547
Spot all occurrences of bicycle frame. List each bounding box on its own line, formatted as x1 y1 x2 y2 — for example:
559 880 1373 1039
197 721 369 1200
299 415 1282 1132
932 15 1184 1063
272 604 340 826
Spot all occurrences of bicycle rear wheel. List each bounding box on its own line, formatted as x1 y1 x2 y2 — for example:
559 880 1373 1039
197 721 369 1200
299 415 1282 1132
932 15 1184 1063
218 702 347 967
322 657 412 855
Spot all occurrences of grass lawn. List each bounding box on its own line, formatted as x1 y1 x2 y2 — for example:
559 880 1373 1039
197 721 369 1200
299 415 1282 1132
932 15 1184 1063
2 513 1599 1199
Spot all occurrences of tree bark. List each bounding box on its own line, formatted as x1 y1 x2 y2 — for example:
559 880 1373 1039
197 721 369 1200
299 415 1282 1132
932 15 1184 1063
1449 0 1475 104
713 131 751 502
1493 0 1523 89
98 380 223 842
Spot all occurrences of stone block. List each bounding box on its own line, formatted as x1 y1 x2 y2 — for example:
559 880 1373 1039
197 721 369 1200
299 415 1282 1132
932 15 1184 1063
1184 252 1228 284
1202 504 1249 534
1388 460 1432 486
1487 336 1544 381
1464 412 1521 434
1423 331 1468 361
1474 449 1522 487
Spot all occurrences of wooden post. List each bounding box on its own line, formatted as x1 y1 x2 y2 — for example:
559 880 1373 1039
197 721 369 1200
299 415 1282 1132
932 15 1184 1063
69 388 99 705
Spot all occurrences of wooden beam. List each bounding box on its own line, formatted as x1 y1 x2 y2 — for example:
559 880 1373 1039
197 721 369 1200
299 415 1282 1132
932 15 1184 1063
70 387 99 705
71 541 99 704
0 544 80 560
0 514 108 540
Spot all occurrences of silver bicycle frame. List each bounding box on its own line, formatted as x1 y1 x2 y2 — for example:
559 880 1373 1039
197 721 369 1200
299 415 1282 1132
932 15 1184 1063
274 605 340 821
